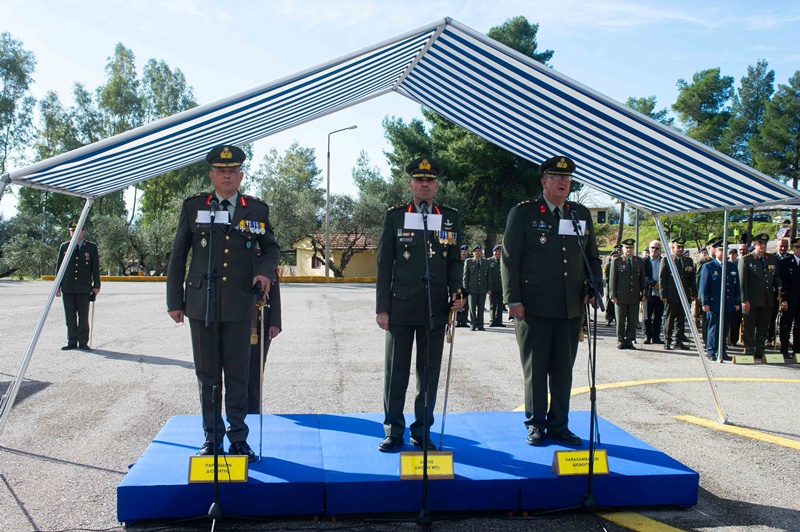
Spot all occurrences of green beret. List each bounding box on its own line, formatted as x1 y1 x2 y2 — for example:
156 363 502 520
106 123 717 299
406 156 443 179
206 145 246 167
539 155 575 176
753 233 770 243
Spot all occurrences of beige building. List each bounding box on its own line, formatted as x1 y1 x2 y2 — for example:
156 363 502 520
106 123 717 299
291 232 378 278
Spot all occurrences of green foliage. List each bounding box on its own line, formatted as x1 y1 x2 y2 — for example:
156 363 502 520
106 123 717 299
131 210 179 275
625 96 674 128
0 32 37 173
486 16 553 65
752 70 800 186
97 43 143 135
727 60 774 165
672 68 734 150
91 214 131 274
3 211 59 277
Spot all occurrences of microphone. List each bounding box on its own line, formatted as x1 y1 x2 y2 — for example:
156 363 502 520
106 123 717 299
419 201 429 214
208 197 219 211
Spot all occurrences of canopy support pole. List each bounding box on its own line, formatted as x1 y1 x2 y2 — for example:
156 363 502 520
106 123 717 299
654 214 728 424
0 199 94 436
717 212 730 365
0 173 10 204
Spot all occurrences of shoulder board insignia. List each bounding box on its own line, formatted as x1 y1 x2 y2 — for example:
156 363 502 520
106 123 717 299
437 203 459 213
242 194 268 207
516 200 531 207
387 204 405 212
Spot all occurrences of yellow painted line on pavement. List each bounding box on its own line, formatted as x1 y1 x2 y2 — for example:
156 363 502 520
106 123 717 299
675 415 800 450
513 377 800 412
599 511 686 531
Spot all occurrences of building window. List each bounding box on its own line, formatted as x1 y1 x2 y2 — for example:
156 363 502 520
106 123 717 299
311 255 324 269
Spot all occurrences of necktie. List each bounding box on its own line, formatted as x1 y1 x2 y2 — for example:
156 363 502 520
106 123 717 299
628 258 632 269
220 199 231 222
553 207 561 221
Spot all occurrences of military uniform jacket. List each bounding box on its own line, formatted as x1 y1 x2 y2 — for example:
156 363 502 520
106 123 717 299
56 239 101 293
375 202 462 327
487 256 502 293
659 255 696 302
699 260 741 313
463 257 490 294
166 193 281 322
739 252 780 307
501 198 602 320
609 255 646 305
779 255 800 308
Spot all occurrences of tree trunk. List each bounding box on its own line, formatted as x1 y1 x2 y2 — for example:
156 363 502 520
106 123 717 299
616 201 625 244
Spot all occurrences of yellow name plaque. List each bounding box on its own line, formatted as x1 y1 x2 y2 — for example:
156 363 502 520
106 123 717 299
551 449 609 476
734 355 755 365
188 455 249 483
399 451 454 480
762 354 785 364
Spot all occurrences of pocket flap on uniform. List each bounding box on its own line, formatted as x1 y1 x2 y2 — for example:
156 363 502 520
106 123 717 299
392 283 409 300
186 270 204 289
521 273 539 286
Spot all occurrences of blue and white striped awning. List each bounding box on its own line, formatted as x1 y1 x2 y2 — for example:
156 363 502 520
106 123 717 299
4 17 798 215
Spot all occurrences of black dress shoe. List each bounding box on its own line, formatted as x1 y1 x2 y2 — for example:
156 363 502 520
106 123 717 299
722 354 732 361
626 343 636 350
676 343 690 351
61 344 77 351
378 435 404 452
229 440 256 462
196 441 223 456
664 343 672 351
706 354 717 361
654 337 663 344
77 344 91 351
548 429 582 446
410 435 436 451
617 343 626 350
470 326 477 331
477 327 485 331
526 426 544 446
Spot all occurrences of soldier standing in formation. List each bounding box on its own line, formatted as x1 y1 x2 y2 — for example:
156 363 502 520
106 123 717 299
609 238 646 349
643 240 664 345
502 155 601 447
694 247 712 342
56 220 101 351
739 233 780 358
375 157 463 452
698 239 740 361
455 245 470 328
603 245 621 326
488 245 505 326
767 238 789 349
727 248 743 347
778 238 800 360
660 237 696 351
167 145 280 461
464 245 490 331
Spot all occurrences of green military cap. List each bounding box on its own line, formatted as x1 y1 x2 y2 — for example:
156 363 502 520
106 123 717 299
68 221 78 230
708 239 723 248
539 155 575 176
671 237 686 245
206 145 246 167
472 245 482 251
405 156 443 179
752 233 770 243
621 238 635 247
613 243 623 250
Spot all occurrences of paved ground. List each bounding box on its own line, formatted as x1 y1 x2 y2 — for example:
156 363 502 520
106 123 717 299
0 280 798 532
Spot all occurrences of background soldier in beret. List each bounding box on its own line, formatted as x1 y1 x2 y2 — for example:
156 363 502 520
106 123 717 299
502 155 601 447
739 233 780 358
660 237 696 350
464 245 490 331
778 238 800 360
56 221 101 350
456 245 470 328
609 238 646 349
488 245 505 327
375 156 463 452
247 266 281 414
699 240 740 361
167 144 280 461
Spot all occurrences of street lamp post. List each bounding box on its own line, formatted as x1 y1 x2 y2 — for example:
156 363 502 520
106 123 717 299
325 125 357 277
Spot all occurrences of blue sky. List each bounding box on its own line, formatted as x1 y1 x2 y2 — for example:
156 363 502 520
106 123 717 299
1 0 799 218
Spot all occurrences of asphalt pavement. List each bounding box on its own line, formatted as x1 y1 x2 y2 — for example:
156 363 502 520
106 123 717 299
0 280 798 532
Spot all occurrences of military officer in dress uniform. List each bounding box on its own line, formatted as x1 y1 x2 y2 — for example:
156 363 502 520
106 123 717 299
727 248 743 347
56 221 101 350
694 247 712 342
247 268 281 414
167 145 280 461
739 233 780 358
778 238 800 360
464 245 490 330
375 156 463 452
456 245 470 328
603 245 621 326
660 237 696 350
488 245 505 326
699 239 740 361
609 238 646 349
768 238 790 349
502 155 602 447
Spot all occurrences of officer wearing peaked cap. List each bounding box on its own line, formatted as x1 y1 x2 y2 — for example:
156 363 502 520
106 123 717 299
375 156 463 452
488 245 505 326
609 238 646 349
456 244 471 328
778 238 800 359
502 155 602 447
167 144 280 461
604 244 622 326
660 236 696 350
739 233 780 357
699 239 740 361
464 245 490 330
56 220 101 351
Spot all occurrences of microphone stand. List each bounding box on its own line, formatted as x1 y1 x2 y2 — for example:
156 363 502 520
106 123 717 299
204 199 224 522
418 200 435 528
568 207 603 512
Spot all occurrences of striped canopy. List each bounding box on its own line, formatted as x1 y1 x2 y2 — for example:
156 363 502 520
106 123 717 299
4 17 798 215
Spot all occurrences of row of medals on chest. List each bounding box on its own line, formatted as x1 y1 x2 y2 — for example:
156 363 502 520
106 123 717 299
199 220 265 248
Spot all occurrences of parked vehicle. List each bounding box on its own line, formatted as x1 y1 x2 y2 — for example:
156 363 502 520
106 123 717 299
752 213 772 222
777 227 791 240
772 211 794 224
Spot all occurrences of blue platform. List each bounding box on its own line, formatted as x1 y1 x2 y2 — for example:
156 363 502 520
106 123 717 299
117 411 698 522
